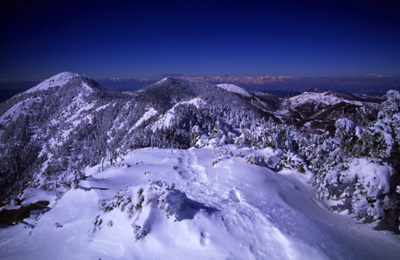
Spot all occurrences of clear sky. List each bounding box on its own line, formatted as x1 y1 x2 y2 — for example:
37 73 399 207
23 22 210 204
0 0 399 80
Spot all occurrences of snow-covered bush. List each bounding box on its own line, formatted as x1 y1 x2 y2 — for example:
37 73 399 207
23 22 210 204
246 153 268 167
92 181 187 241
190 125 208 148
335 118 362 139
357 125 394 159
276 127 300 153
278 152 308 173
379 90 400 120
360 90 400 160
300 133 342 171
315 158 394 221
311 91 400 229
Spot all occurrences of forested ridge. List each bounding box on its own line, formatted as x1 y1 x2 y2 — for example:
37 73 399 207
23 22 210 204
1 72 399 231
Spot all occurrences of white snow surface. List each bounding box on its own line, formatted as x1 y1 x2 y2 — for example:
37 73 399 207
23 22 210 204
289 91 362 108
155 77 169 85
153 98 205 130
335 118 363 138
38 92 95 153
129 108 159 134
1 146 399 260
25 72 79 93
342 158 392 195
217 83 251 97
0 98 34 124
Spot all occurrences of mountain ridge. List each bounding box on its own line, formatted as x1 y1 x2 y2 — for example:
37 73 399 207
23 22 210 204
1 72 399 234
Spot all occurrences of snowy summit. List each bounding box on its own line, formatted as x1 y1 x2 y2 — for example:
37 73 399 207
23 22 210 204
25 72 79 93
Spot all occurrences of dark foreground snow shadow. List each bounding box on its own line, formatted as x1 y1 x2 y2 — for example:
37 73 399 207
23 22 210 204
176 198 219 221
78 185 110 191
0 201 50 227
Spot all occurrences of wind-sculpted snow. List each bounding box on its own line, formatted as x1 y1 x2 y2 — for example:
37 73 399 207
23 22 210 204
1 147 399 259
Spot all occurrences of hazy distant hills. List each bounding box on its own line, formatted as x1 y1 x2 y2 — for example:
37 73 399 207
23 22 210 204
99 74 400 95
1 74 399 103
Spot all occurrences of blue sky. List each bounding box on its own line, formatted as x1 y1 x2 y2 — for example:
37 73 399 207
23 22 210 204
0 0 399 79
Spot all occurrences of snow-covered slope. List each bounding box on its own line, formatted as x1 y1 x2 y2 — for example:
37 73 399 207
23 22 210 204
2 72 399 254
130 107 158 130
0 97 38 125
0 74 383 201
1 147 399 260
25 72 81 93
288 90 362 109
283 90 380 133
0 74 271 203
217 83 252 97
152 98 206 130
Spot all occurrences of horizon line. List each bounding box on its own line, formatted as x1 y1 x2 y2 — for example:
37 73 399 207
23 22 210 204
1 73 399 82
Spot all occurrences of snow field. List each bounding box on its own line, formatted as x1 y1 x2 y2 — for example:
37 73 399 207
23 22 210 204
1 147 399 260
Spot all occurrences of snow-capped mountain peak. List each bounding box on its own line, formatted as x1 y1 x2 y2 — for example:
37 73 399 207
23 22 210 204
25 72 80 93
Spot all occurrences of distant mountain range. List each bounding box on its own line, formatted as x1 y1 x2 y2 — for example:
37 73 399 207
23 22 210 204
99 74 400 94
1 74 399 103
